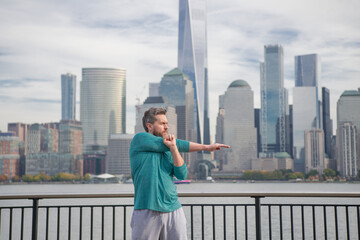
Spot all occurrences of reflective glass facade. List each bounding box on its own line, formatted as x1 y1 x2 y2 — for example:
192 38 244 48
61 73 76 121
293 54 321 172
337 89 360 175
322 87 333 158
178 0 209 145
295 54 320 87
260 45 287 154
80 68 126 153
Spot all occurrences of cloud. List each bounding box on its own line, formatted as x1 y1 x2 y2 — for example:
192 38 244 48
267 29 299 44
0 78 49 88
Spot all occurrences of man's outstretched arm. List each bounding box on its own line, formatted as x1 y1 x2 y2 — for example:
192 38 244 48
189 142 230 152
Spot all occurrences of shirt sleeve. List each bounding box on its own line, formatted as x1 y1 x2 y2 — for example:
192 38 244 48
176 139 190 152
131 132 169 153
174 163 188 180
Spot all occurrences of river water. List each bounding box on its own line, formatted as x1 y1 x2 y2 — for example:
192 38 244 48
1 182 359 239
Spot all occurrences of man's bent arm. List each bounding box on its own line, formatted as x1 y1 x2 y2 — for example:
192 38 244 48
171 146 187 180
170 146 185 167
164 134 187 180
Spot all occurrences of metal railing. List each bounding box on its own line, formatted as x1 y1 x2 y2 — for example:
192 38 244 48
1 192 360 240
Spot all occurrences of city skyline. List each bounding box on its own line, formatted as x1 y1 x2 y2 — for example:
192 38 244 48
0 0 359 141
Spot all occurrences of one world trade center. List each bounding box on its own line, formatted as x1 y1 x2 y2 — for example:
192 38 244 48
178 0 210 145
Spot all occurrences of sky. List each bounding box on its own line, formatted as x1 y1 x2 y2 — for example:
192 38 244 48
0 0 359 140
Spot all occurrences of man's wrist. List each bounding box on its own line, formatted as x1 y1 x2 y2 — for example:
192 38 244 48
203 144 209 151
169 145 178 151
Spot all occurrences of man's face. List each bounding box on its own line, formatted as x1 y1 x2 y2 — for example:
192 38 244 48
148 114 168 137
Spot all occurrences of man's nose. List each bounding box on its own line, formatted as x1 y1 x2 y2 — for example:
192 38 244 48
164 124 168 129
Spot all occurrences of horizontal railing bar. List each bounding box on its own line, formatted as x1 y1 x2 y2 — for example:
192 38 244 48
262 204 360 207
1 192 360 200
1 203 359 210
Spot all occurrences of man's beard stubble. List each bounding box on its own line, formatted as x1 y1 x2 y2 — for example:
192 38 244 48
152 129 165 137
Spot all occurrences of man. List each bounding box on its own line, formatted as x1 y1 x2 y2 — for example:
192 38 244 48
130 107 229 240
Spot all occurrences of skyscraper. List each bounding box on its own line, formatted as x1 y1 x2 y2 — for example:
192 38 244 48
80 68 126 153
337 122 358 178
337 89 360 130
293 54 322 172
221 80 257 172
61 73 76 121
215 95 225 168
322 87 333 158
304 129 325 174
337 89 360 175
260 45 287 155
178 0 209 145
59 120 82 155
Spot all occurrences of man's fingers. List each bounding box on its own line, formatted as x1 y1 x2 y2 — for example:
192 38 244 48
217 144 230 148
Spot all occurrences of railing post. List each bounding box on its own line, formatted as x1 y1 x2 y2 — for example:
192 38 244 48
31 198 40 240
251 196 264 240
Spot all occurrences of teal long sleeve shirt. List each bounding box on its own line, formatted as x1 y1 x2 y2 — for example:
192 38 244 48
129 132 190 212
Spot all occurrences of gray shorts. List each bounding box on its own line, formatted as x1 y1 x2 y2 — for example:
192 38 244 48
130 208 187 240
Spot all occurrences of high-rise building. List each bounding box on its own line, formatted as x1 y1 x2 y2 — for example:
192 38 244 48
220 80 257 172
7 123 30 143
336 122 358 178
0 133 20 179
59 120 82 155
26 124 58 154
61 73 76 121
80 68 126 153
337 89 360 175
304 129 325 174
293 54 322 172
322 87 333 158
260 45 287 155
254 108 261 157
215 95 225 168
337 89 360 130
8 122 30 174
178 0 210 145
285 105 293 157
106 134 134 176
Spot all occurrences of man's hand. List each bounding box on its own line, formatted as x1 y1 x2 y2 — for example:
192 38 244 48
163 134 176 149
206 143 230 152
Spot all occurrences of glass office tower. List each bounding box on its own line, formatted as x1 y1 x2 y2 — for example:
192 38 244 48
260 45 287 155
337 89 360 176
61 73 76 121
80 68 126 153
178 0 210 145
322 87 333 158
293 54 321 172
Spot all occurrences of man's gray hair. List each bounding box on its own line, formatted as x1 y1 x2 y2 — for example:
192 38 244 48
142 107 167 132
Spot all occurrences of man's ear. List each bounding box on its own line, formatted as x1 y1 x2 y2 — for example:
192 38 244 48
146 122 152 132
